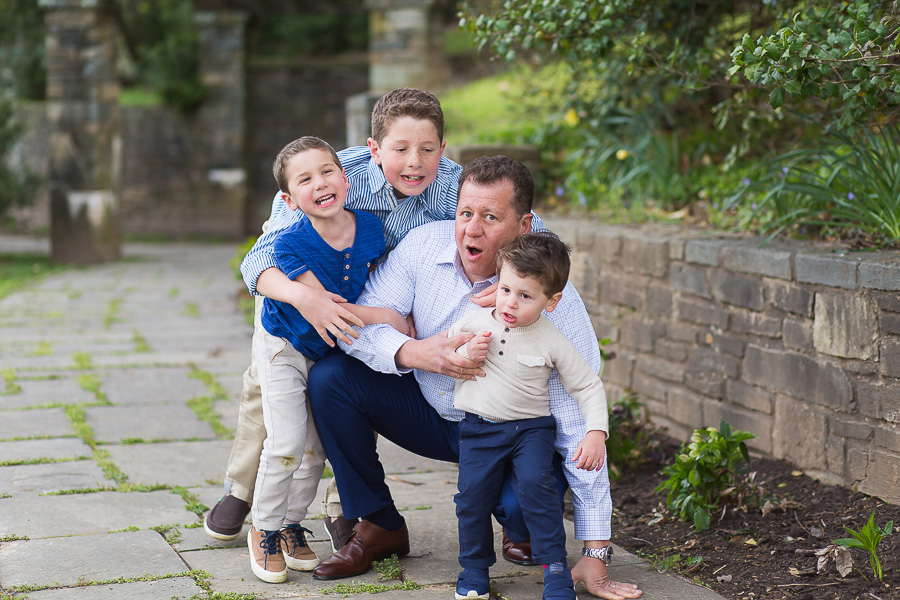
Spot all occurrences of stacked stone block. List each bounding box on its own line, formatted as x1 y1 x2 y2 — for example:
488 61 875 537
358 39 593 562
549 218 900 504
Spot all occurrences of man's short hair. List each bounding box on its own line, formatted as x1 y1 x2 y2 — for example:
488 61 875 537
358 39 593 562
370 88 445 144
496 233 570 297
458 155 534 219
272 136 342 193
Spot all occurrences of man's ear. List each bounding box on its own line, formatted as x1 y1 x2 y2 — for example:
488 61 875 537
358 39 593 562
544 291 563 313
519 212 534 234
367 137 382 165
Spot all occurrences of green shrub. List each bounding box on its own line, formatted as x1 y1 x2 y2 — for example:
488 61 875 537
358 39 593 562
727 123 900 247
0 99 40 219
655 420 756 531
605 393 659 481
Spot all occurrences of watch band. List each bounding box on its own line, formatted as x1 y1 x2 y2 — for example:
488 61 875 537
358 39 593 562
581 546 613 564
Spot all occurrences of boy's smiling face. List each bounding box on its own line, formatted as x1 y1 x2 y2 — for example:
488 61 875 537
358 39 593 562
368 116 446 199
281 148 349 220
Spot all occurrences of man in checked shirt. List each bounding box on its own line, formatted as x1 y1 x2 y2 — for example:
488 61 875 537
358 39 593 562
307 156 642 600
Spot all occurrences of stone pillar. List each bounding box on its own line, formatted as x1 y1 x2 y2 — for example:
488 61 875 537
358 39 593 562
194 9 248 238
40 0 121 264
345 91 383 147
365 0 452 93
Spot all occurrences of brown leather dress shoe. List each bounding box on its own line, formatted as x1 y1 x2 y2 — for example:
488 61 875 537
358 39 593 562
502 530 536 566
312 519 410 580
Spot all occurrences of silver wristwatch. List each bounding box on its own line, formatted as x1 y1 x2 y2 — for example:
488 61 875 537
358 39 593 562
582 546 613 564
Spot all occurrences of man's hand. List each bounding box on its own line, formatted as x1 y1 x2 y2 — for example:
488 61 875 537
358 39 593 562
572 551 642 599
465 331 492 362
573 430 607 471
470 281 498 308
396 332 484 379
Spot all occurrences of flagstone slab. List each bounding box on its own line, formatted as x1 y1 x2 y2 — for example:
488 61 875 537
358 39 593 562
0 408 72 441
22 577 204 600
86 405 216 443
0 490 194 538
104 440 233 488
1 378 97 409
378 437 458 475
0 530 188 589
0 461 110 495
98 368 209 406
0 438 92 463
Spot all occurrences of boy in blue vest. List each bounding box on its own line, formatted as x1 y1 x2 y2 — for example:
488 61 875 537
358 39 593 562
246 136 409 583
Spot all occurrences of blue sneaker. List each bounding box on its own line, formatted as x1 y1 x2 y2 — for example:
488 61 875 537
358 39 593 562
542 561 575 600
455 567 490 600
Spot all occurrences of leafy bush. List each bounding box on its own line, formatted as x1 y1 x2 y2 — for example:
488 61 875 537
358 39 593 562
727 123 900 247
0 99 39 218
605 394 660 481
655 420 756 531
833 510 893 581
0 0 45 99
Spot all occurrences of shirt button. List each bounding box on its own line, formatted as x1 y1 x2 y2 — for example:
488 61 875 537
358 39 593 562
344 276 349 281
499 351 504 356
367 262 370 267
500 339 506 344
345 264 350 269
345 253 350 258
439 391 445 396
504 328 510 332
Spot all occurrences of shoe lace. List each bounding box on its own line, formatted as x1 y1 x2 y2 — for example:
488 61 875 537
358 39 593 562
283 524 314 552
259 529 288 556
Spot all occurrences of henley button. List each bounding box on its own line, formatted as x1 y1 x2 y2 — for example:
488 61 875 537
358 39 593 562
344 276 349 281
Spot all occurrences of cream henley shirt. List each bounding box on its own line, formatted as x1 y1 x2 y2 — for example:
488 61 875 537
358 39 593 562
449 307 609 434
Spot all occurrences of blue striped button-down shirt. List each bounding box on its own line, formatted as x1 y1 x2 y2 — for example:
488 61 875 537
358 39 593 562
240 145 462 294
340 219 612 540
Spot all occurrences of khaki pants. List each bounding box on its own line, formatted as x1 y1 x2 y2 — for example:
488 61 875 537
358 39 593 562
225 295 343 517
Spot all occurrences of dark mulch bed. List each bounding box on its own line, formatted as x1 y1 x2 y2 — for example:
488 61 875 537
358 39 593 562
605 434 900 600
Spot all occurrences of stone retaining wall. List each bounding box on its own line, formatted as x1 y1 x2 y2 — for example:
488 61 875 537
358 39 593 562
548 218 900 504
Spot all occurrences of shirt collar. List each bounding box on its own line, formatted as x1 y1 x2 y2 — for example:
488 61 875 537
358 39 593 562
365 158 390 195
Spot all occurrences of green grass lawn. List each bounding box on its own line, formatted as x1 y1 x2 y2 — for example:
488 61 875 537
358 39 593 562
0 254 67 300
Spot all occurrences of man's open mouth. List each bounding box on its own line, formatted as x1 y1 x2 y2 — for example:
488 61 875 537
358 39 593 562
466 245 483 260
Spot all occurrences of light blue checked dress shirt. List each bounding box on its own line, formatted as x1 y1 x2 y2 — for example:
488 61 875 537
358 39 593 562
340 220 613 540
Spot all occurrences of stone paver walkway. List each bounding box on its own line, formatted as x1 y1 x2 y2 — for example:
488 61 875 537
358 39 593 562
0 235 725 600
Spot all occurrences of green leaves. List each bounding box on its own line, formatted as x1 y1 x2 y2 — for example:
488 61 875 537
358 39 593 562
655 420 757 532
832 510 893 580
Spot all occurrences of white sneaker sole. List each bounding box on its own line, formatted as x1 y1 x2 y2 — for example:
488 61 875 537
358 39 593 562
203 516 240 541
455 591 490 600
285 554 321 571
248 530 288 583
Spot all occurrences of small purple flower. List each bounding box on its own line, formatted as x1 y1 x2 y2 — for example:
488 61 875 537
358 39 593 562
847 192 855 200
782 167 789 175
713 202 720 210
578 192 587 206
751 202 758 210
743 178 751 186
555 186 564 197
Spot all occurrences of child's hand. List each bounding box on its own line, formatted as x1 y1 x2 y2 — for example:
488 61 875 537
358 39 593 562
466 331 492 363
470 282 498 308
573 430 607 471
